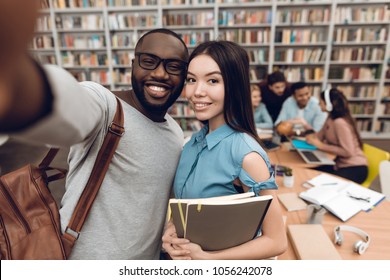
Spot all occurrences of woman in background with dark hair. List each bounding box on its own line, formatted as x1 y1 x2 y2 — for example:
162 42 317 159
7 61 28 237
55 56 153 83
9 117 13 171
306 88 368 183
162 41 287 260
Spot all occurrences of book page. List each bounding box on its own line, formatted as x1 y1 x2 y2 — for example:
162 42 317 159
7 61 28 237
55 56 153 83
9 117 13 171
323 195 362 222
299 185 339 205
339 183 386 211
305 173 349 188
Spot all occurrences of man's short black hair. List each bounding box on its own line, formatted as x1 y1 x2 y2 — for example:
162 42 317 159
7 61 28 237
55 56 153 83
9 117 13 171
135 28 188 58
267 71 286 85
291 81 307 94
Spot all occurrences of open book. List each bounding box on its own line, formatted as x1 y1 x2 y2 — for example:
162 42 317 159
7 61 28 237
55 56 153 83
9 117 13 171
169 192 273 251
300 174 385 222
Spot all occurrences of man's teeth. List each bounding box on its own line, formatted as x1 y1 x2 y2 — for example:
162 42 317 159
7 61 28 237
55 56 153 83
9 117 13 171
149 86 165 92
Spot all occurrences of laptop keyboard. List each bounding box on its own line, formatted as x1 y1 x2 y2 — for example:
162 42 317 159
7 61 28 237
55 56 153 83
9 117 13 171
302 151 320 162
263 140 280 150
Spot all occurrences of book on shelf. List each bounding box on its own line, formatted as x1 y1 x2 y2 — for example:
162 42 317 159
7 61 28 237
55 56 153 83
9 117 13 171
300 173 385 222
168 192 273 251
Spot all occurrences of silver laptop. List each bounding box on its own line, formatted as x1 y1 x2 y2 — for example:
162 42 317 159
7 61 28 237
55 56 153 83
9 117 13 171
290 139 335 165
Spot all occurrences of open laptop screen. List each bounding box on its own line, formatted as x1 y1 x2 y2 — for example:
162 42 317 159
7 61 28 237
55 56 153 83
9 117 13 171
290 139 335 165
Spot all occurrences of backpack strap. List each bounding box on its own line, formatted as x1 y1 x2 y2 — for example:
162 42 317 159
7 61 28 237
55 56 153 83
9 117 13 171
62 97 124 256
38 148 59 169
39 148 67 182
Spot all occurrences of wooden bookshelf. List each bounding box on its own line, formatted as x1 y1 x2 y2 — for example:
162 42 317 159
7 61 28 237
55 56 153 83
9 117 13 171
33 0 390 138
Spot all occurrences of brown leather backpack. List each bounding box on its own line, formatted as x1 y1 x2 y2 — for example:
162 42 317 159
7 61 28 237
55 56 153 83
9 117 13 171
0 97 124 259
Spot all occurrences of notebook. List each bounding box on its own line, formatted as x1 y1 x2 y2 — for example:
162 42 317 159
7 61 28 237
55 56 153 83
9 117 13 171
290 139 335 165
299 173 386 221
277 192 307 212
169 193 272 251
288 224 342 260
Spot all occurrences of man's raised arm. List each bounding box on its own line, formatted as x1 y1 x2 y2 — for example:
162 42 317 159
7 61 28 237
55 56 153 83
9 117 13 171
0 0 51 132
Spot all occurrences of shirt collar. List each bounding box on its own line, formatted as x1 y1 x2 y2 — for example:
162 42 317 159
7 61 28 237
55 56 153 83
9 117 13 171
293 97 313 111
193 124 235 150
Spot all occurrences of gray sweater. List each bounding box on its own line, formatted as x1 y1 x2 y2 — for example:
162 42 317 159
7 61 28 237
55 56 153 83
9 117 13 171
16 65 183 259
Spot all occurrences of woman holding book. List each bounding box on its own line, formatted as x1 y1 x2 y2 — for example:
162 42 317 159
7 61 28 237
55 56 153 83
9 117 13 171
162 41 287 260
305 88 368 184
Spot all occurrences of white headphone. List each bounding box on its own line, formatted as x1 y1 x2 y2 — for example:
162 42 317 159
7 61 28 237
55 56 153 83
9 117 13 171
333 225 370 255
324 88 333 112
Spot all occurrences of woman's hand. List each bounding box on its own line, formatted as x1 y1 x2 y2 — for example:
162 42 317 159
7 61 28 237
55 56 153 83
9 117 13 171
306 134 322 148
185 243 210 260
162 221 192 260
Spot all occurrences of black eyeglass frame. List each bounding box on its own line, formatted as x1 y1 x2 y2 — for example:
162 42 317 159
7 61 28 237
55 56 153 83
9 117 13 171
135 52 188 76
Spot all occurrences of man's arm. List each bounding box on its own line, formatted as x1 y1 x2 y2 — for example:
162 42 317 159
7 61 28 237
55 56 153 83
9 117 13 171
0 2 107 147
0 57 52 132
0 1 50 131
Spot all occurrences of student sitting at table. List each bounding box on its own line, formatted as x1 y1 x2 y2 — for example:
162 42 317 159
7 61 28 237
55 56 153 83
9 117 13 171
305 88 368 184
259 71 292 123
251 84 273 129
275 82 327 136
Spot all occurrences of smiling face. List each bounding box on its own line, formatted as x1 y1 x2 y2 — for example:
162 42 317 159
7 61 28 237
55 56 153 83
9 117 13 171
251 89 261 108
293 86 311 109
131 32 188 112
185 54 226 131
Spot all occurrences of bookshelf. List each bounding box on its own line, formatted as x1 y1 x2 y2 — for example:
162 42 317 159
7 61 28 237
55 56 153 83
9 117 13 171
33 0 390 138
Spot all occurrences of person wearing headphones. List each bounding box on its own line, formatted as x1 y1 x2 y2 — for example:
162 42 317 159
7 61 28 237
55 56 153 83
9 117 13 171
305 88 368 184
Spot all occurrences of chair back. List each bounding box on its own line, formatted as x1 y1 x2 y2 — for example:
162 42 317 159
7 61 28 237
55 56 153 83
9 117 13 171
361 144 390 188
379 161 390 200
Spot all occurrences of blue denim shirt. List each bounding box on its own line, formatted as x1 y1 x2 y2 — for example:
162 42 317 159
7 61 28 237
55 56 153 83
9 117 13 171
254 103 273 129
275 96 327 131
174 124 277 199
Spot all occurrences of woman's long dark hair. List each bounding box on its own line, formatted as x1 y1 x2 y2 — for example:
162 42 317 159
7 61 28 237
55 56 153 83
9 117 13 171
189 41 262 146
320 88 363 148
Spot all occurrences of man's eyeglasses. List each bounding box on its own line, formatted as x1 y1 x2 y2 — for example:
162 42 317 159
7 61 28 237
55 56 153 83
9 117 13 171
135 52 188 76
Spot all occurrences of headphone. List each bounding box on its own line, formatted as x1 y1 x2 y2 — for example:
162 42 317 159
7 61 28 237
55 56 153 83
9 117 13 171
324 88 333 112
333 225 370 255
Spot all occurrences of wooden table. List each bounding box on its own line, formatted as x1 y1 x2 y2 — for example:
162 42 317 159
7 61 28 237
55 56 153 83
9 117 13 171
267 150 390 260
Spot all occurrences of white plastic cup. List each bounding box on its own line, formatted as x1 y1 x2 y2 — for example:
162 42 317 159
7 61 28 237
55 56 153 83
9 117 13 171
283 174 294 188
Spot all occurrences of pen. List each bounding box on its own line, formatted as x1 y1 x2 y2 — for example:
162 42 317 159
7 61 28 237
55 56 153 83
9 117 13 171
347 192 371 203
321 183 338 186
302 181 314 188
